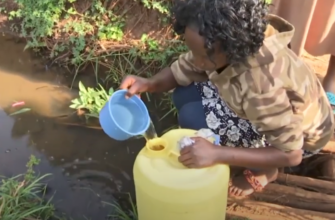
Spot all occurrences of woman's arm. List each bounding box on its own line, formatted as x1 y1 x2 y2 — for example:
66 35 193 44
214 146 303 169
178 137 302 169
150 51 208 92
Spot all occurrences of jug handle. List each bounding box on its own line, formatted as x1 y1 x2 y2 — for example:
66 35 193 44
169 150 180 158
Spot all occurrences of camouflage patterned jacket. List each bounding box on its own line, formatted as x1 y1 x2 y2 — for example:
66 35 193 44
170 14 334 152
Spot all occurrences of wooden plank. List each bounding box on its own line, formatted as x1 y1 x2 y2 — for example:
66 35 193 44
276 173 335 194
228 198 335 220
251 183 335 213
321 155 335 181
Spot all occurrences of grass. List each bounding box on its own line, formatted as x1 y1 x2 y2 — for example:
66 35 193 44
0 154 137 220
0 155 64 220
0 174 55 219
104 194 138 220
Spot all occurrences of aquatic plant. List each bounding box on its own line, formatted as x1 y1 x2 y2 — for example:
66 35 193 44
0 155 60 220
70 81 114 119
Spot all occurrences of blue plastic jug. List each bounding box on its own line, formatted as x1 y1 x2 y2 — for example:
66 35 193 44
99 90 150 141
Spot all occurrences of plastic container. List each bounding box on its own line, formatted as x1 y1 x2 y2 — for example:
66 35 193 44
99 89 150 141
133 128 230 220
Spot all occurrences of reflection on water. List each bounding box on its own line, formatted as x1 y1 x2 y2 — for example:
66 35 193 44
1 110 143 219
0 35 145 219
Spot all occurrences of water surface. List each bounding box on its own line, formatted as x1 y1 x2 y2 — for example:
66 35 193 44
0 35 148 219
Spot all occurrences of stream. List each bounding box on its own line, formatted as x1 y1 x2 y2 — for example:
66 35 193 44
0 35 172 219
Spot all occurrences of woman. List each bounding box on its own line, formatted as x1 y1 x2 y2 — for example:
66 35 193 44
271 0 335 109
120 0 334 197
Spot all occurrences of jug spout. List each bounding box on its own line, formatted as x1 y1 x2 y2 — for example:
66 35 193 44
144 138 169 157
144 137 186 168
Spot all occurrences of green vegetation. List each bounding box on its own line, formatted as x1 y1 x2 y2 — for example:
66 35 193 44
0 155 140 220
105 194 138 220
1 0 186 76
69 81 114 118
0 155 62 220
0 0 184 118
0 154 137 220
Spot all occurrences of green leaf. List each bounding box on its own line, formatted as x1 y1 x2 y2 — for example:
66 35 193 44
95 97 104 107
69 104 78 109
87 87 95 94
97 84 109 99
108 88 114 96
78 81 87 93
80 96 86 104
98 84 106 92
88 97 94 103
10 108 31 116
85 113 99 118
71 98 81 104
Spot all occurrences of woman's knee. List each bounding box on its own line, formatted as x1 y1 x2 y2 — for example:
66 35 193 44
178 101 208 130
172 83 202 111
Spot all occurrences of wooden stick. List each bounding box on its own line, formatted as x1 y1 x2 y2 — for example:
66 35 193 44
276 173 335 194
321 155 335 181
227 198 335 220
252 183 335 213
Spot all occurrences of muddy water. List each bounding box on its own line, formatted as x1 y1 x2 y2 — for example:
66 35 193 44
0 35 155 219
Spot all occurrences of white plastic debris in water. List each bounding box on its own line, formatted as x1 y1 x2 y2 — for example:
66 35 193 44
178 129 216 150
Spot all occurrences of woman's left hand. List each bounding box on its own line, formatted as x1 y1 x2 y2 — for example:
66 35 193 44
178 137 220 168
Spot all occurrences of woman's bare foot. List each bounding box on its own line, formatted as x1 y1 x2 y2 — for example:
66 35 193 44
229 168 278 197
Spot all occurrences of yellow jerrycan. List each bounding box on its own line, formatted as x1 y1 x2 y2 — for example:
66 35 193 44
133 128 230 220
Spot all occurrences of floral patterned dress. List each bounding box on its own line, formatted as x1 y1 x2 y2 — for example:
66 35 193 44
194 80 319 158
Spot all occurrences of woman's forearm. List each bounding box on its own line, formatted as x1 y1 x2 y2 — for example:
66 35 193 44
148 67 178 93
214 146 303 169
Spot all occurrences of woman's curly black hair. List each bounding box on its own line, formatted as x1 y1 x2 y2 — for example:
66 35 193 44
171 0 269 63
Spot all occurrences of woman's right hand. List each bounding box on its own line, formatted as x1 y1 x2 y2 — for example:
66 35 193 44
120 75 154 98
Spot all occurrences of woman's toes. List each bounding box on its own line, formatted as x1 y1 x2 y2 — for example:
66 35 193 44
228 175 255 197
230 186 239 196
234 187 243 197
228 169 278 197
